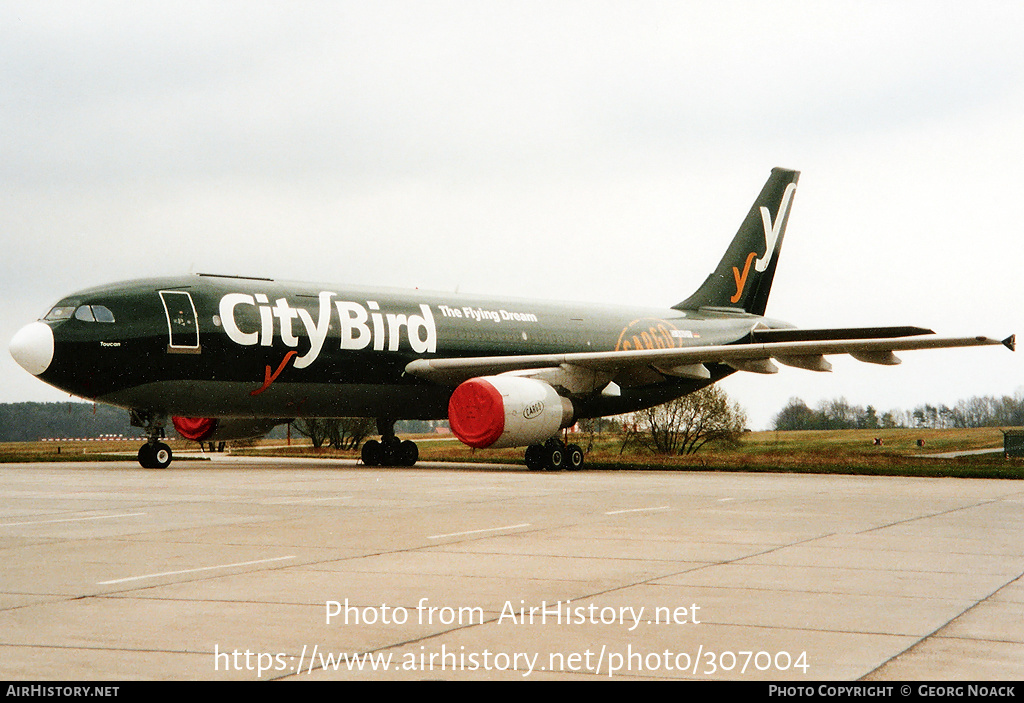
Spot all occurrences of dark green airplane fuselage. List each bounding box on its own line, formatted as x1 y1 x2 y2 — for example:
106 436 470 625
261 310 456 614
35 273 762 422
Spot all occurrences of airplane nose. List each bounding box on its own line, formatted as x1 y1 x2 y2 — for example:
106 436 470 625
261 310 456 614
10 322 54 376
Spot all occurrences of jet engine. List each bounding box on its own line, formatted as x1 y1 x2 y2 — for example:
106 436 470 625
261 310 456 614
172 417 283 443
448 376 573 449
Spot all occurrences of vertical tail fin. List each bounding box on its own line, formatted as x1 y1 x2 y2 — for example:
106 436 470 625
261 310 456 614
675 167 800 315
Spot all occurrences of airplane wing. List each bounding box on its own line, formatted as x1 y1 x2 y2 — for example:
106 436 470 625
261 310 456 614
405 331 1015 392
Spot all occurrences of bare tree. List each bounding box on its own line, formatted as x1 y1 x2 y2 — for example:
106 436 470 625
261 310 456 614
292 418 331 448
623 385 747 455
577 416 620 452
329 418 376 450
292 418 374 450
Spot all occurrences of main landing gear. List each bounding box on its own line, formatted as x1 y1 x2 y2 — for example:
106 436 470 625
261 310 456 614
524 438 585 471
361 419 419 467
131 410 173 469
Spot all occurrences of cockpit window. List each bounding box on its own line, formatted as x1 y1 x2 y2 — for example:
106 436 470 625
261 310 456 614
92 305 115 323
44 305 76 321
72 305 116 323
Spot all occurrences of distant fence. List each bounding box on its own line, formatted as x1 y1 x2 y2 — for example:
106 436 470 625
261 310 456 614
40 435 141 442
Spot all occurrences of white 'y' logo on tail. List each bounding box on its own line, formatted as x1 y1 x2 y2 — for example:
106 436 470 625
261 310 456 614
755 183 797 272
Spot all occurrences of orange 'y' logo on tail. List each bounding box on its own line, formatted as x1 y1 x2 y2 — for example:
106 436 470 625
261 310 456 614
731 252 757 303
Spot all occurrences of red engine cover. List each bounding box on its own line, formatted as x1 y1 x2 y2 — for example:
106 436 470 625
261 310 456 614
448 378 505 448
172 416 219 442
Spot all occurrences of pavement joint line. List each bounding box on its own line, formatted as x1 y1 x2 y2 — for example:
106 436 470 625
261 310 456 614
861 564 1024 680
858 498 1002 534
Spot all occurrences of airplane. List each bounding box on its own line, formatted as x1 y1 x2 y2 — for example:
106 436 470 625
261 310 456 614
9 168 1014 470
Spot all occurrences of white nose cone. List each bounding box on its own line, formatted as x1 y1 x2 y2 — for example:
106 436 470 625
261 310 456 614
10 322 54 376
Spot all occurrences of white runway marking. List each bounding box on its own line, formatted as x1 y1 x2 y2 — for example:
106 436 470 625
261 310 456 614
262 496 352 504
605 506 670 515
98 556 297 585
1 512 146 527
428 523 531 539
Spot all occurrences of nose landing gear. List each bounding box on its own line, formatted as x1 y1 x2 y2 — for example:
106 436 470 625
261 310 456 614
131 410 173 469
138 441 173 469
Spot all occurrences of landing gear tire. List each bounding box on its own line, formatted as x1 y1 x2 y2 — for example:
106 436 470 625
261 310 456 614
363 419 420 467
525 445 546 471
565 444 584 471
525 439 584 472
138 442 172 469
153 443 172 469
361 439 383 467
398 440 418 467
132 410 172 469
545 441 565 471
361 438 418 467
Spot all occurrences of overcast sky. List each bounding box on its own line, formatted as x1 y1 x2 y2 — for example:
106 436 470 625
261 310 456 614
2 1 1021 429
